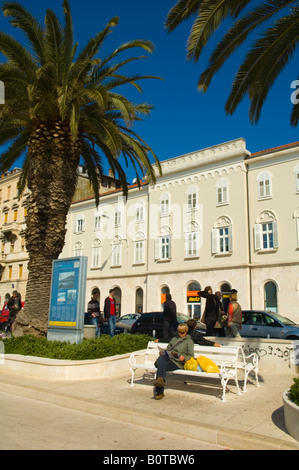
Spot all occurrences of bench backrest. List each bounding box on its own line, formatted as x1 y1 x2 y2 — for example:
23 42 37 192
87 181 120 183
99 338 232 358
147 341 244 366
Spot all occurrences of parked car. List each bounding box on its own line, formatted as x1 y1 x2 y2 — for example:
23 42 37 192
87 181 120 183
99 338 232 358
0 301 25 331
116 313 141 328
130 311 206 338
241 310 299 339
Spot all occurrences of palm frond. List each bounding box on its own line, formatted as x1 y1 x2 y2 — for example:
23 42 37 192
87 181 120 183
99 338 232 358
186 0 252 62
225 6 299 122
2 1 46 65
198 0 295 91
165 0 201 32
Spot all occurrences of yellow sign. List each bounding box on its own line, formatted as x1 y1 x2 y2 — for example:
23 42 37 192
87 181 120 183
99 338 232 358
49 321 77 327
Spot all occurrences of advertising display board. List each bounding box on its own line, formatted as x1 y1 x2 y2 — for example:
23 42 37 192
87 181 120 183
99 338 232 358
47 257 87 343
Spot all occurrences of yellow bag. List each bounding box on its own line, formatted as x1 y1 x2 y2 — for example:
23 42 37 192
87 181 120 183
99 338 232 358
197 356 220 374
184 357 198 371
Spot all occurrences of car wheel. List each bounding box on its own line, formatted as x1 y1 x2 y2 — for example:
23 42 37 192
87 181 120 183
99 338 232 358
285 335 299 340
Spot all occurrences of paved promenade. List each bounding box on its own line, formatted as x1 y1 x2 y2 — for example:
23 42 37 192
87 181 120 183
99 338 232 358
0 361 299 451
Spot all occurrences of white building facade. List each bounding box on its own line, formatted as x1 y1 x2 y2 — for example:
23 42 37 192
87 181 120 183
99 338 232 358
61 138 299 323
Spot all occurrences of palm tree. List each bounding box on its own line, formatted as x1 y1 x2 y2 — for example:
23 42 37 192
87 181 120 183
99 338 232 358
0 1 161 337
166 0 299 125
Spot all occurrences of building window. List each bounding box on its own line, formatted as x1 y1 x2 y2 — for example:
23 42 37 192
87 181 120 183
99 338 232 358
94 210 102 231
111 237 122 267
136 202 145 223
216 179 229 205
91 239 101 268
185 232 199 258
264 281 278 312
155 236 172 261
114 208 121 227
254 212 278 251
19 264 23 278
161 236 171 260
74 241 83 256
8 265 12 279
212 217 233 255
135 288 143 313
160 193 170 216
187 187 198 210
134 240 145 264
257 172 272 199
75 215 85 233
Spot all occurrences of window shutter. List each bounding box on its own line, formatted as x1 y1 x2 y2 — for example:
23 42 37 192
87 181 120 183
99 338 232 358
273 221 279 248
211 229 219 254
228 226 233 252
254 224 262 250
155 238 161 260
168 236 172 259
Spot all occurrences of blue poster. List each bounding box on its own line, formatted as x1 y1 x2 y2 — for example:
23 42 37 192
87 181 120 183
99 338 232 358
48 257 87 329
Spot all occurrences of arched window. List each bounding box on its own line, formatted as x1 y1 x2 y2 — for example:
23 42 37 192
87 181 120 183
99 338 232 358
254 211 278 251
134 231 146 264
212 216 233 255
161 285 170 309
135 288 143 313
111 236 122 267
185 221 200 258
216 179 229 205
74 241 83 256
187 281 201 319
155 226 172 261
264 281 278 312
187 186 198 210
257 171 272 199
220 282 231 312
91 239 102 268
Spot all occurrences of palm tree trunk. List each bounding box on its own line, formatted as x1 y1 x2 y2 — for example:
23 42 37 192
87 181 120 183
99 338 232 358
14 123 81 337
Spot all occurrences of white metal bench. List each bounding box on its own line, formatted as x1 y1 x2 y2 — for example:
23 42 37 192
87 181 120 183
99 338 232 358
129 341 259 402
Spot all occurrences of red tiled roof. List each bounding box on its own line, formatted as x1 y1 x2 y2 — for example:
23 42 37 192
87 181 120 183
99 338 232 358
249 141 299 158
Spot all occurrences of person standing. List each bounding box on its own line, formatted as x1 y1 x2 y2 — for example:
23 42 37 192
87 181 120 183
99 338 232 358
87 291 103 337
214 291 226 337
227 289 242 337
6 290 22 334
162 293 177 341
104 289 116 337
197 286 220 336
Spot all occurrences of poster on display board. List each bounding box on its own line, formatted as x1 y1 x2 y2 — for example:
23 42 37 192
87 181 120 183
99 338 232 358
47 257 87 343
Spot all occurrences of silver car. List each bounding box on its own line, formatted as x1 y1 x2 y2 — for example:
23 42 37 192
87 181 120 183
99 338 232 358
242 310 299 340
116 313 141 330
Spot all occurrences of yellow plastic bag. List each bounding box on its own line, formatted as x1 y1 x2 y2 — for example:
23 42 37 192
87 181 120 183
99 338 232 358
184 357 198 371
197 356 220 374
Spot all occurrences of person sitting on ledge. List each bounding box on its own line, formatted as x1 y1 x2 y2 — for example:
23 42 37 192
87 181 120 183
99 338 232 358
187 319 221 348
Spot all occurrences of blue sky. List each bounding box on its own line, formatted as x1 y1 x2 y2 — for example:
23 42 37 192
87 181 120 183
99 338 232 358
1 0 299 183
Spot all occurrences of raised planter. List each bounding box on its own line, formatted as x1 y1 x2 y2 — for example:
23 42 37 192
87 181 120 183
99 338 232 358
283 390 299 441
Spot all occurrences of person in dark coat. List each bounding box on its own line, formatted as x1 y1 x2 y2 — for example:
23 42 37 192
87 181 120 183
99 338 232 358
197 286 220 336
186 319 221 347
162 293 177 341
6 290 22 333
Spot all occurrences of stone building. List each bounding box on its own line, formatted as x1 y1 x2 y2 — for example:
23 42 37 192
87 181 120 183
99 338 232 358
60 138 299 323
